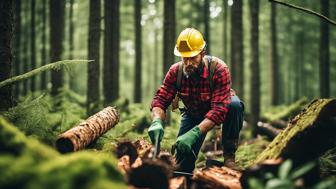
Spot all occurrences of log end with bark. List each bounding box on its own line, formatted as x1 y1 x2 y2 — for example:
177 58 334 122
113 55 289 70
56 106 119 153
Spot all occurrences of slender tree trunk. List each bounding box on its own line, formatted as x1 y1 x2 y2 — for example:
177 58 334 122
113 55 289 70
154 27 159 92
87 0 101 116
249 0 260 136
204 0 210 54
270 3 279 105
230 0 244 100
163 0 175 74
163 0 175 124
0 0 14 111
134 0 142 103
319 0 329 98
40 0 47 90
68 0 76 90
23 0 29 96
14 0 21 98
50 0 65 96
30 0 36 92
223 0 228 61
104 0 120 104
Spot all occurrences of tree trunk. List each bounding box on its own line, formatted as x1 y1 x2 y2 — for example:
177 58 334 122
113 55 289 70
249 0 260 136
230 0 244 100
270 3 279 105
40 0 47 90
30 0 36 92
134 0 142 103
56 107 120 153
14 0 21 98
104 0 120 104
0 0 14 111
23 0 29 96
223 0 228 61
87 0 101 116
50 0 65 96
163 0 175 74
68 0 76 90
204 0 210 54
319 0 329 98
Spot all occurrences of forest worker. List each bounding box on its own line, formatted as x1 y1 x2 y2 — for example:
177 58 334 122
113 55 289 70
148 28 244 173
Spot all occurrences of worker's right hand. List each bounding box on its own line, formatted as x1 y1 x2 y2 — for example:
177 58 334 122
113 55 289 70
148 118 164 144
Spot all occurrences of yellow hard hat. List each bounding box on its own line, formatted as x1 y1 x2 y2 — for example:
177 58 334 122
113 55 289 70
174 28 206 57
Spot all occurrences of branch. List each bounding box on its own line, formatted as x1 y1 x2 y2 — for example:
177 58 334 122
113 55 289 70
269 0 336 26
0 60 93 88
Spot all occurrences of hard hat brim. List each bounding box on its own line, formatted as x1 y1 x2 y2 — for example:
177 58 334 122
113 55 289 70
174 46 202 58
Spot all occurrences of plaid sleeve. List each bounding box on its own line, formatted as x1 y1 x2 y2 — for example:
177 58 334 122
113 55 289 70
151 63 179 111
205 63 231 125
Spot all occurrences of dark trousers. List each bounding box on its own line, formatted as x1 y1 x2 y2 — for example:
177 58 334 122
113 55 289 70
175 95 244 173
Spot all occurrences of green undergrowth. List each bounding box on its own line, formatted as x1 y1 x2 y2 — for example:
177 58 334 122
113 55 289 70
262 97 308 122
236 136 270 168
0 116 127 189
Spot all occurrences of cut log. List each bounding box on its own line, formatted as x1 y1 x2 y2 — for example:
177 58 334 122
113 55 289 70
193 166 242 189
56 107 119 153
169 176 187 189
254 99 336 165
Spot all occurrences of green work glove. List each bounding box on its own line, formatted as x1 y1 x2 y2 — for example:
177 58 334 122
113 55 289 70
175 126 201 155
148 118 164 144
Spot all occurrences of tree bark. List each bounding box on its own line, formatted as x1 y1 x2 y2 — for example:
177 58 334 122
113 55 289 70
40 0 47 90
223 0 228 61
23 0 29 96
270 3 279 105
13 0 21 98
50 0 65 96
249 0 260 136
163 0 175 74
30 0 36 92
319 0 330 98
104 0 120 104
134 0 142 103
56 107 120 153
204 0 210 54
68 0 76 91
230 0 244 100
87 0 101 116
0 0 14 111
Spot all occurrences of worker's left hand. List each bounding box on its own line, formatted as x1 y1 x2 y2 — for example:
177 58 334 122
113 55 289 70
175 126 201 155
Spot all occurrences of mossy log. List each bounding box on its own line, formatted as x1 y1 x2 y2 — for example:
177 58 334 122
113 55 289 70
56 107 119 153
254 99 336 165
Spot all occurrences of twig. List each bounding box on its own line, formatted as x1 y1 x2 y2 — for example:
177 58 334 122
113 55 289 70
0 60 93 88
269 0 336 26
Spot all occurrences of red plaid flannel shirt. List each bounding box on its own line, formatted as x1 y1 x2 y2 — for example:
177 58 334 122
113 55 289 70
151 56 234 125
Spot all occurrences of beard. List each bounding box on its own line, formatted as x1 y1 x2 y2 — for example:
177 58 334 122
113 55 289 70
183 62 203 78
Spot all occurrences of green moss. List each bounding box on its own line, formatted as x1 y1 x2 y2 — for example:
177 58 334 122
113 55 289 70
27 152 127 189
0 116 58 159
236 137 269 168
254 99 333 165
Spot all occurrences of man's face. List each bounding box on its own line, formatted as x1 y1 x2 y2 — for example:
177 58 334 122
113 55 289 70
182 53 203 77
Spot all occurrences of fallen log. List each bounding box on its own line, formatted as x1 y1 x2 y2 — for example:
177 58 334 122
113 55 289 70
56 107 119 153
193 166 242 189
257 121 282 140
255 99 336 165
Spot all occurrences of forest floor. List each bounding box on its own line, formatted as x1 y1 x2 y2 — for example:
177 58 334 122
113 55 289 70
0 90 335 189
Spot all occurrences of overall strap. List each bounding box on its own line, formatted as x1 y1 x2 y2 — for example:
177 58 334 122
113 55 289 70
207 55 217 93
176 61 184 91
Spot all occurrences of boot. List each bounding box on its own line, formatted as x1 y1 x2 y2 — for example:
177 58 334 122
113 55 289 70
222 139 242 171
